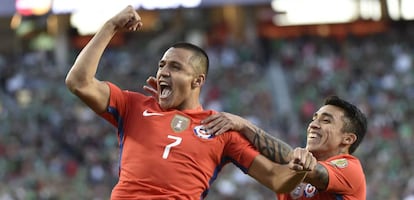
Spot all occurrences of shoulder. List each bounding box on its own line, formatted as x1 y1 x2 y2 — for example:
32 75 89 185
320 154 365 183
324 154 363 170
108 82 153 100
219 130 258 154
320 155 366 196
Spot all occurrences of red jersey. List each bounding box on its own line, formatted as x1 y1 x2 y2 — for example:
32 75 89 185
100 82 259 200
276 154 366 200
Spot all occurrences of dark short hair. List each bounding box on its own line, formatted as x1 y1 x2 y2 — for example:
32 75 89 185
324 95 367 154
171 42 209 77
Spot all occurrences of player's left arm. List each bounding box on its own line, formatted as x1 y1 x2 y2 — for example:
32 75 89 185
202 112 293 164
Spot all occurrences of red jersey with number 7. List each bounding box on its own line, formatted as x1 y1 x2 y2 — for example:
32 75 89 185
100 82 259 200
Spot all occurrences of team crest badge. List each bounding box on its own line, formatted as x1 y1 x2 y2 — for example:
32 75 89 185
330 158 348 168
170 115 190 132
303 183 317 197
193 125 214 139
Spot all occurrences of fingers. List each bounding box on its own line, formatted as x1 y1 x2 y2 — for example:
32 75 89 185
126 10 142 31
201 113 220 125
143 85 157 97
111 5 143 31
301 154 313 170
203 115 224 134
127 12 143 31
146 76 157 89
143 76 158 98
290 163 304 171
202 113 232 136
211 120 232 136
289 148 316 171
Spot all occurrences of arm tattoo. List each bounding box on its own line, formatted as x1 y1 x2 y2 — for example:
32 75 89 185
315 164 329 184
251 127 292 164
306 164 329 190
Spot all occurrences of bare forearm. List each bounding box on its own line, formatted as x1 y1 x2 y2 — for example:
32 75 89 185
248 155 307 193
273 170 307 193
241 121 293 164
66 22 117 87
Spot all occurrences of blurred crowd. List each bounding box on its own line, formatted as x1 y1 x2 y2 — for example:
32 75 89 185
0 18 414 200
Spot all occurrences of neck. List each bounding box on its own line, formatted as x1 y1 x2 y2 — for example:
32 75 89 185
178 92 202 111
315 149 349 161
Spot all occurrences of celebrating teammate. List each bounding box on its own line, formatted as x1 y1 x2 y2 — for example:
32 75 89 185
202 96 367 199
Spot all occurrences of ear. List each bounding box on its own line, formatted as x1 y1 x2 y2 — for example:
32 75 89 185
343 133 357 145
192 74 205 88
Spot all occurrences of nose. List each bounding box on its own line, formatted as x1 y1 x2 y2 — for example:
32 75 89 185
309 120 320 129
157 66 171 77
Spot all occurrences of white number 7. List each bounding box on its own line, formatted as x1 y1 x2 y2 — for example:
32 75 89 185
162 135 182 159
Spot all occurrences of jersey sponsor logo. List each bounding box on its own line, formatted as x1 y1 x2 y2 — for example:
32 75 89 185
289 183 317 199
193 125 214 139
170 115 190 132
143 109 164 116
290 183 305 199
330 158 348 168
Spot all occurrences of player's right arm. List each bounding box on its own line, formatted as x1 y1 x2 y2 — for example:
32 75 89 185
248 147 317 193
202 112 293 164
65 5 142 113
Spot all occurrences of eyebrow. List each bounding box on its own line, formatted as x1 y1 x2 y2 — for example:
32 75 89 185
159 60 182 66
315 112 335 120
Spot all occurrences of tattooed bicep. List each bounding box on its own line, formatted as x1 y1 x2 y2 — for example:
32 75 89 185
306 163 329 190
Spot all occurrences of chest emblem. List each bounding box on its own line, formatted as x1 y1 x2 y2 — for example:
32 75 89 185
193 125 214 139
171 114 190 132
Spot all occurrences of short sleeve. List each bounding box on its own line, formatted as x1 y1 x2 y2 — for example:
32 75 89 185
319 156 365 194
99 82 128 127
222 131 260 173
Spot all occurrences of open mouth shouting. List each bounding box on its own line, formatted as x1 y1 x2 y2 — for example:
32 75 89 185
159 81 172 99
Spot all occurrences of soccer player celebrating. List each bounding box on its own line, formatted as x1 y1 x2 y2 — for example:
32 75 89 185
66 5 316 199
203 96 367 199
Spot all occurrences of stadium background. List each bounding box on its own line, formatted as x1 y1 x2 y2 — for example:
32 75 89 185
0 0 413 199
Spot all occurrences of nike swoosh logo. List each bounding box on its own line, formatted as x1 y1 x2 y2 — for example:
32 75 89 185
143 110 164 117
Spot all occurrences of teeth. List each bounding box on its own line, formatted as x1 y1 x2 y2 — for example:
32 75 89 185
308 133 320 138
160 88 172 98
158 79 172 98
